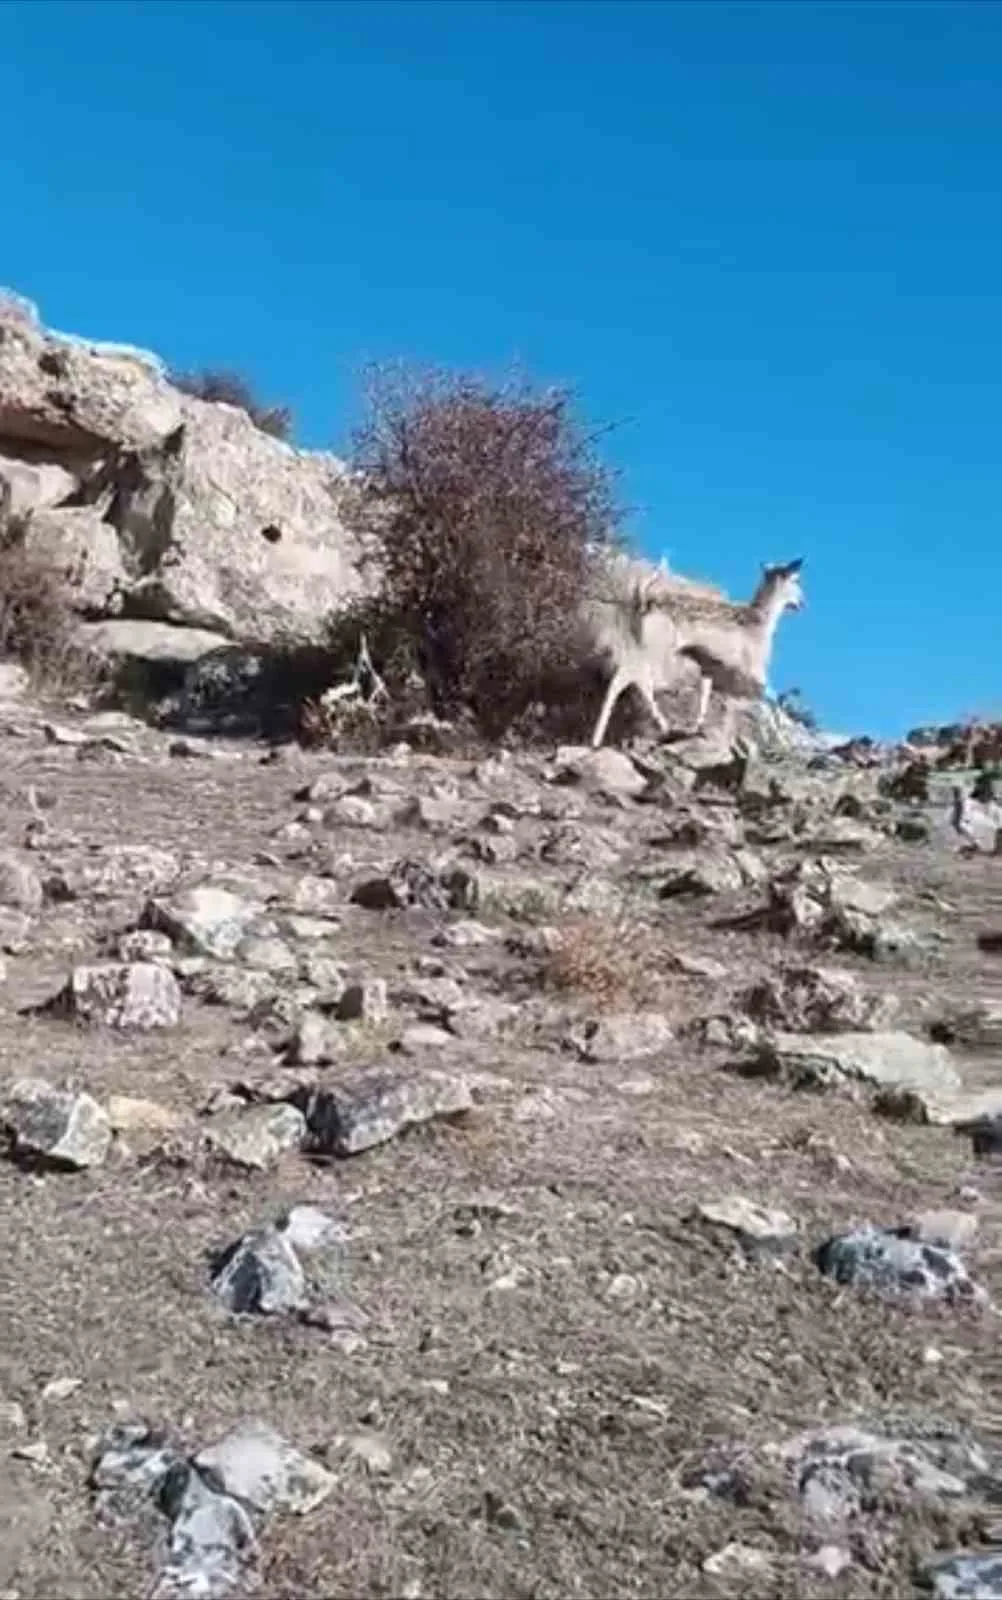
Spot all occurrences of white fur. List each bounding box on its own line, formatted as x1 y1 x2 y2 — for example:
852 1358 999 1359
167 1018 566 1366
586 557 804 749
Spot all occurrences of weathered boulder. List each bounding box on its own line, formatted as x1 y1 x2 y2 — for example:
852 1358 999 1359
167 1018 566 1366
739 964 898 1033
0 444 78 519
80 618 230 666
17 505 126 612
2 1079 111 1168
0 302 182 454
0 295 369 648
293 1066 472 1156
114 395 364 641
47 961 182 1030
752 1029 960 1098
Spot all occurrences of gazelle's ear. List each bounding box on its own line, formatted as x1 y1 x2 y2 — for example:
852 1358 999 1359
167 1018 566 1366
785 557 804 574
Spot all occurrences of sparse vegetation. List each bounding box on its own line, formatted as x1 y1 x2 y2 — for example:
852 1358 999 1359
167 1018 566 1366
776 685 819 732
171 367 294 441
541 914 664 1009
341 364 623 737
0 537 103 694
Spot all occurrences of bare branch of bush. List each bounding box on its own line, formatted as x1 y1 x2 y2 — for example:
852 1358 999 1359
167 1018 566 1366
342 363 624 736
171 368 294 441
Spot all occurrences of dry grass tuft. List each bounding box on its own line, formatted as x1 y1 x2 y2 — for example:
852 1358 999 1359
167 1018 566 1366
541 914 666 1009
0 541 105 696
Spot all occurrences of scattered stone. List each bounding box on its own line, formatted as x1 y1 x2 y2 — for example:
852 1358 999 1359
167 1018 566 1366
751 1030 960 1099
572 1011 673 1063
46 961 181 1029
550 745 647 799
923 1550 1002 1598
351 860 478 913
204 1103 306 1170
210 1203 349 1322
336 978 389 1024
287 1012 348 1066
3 1079 111 1169
814 1223 985 1305
781 1421 1000 1525
740 964 897 1033
0 851 43 912
210 1225 309 1316
694 1196 798 1258
106 1094 182 1134
930 1002 1002 1050
658 853 748 898
89 1411 331 1598
235 935 297 974
702 1542 775 1579
117 929 174 963
294 1066 472 1156
146 886 265 960
157 1459 256 1598
432 919 498 948
194 1419 336 1516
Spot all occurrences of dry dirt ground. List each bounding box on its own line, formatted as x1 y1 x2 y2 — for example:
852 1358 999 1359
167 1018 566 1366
1 699 1002 1599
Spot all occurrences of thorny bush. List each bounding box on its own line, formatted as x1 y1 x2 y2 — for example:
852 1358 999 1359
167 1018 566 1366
171 368 294 441
343 364 623 737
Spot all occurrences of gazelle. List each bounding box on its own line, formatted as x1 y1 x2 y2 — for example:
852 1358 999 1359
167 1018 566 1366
588 557 805 749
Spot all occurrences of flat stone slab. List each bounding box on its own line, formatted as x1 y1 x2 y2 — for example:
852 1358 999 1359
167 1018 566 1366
755 1030 960 1097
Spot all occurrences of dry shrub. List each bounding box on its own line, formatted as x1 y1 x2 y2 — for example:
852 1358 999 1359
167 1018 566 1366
0 541 103 694
344 363 623 737
171 367 293 441
542 915 664 1010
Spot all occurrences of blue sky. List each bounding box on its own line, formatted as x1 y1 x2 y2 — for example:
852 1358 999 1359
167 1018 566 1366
2 0 1000 736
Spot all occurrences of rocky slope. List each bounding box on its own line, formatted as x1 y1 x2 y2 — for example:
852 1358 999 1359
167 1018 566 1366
0 659 1001 1597
0 291 366 665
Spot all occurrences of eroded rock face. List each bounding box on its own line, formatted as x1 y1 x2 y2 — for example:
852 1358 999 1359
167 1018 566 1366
115 395 366 642
0 295 369 651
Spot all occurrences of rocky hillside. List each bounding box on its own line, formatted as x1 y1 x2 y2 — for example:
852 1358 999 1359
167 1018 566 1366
0 657 1001 1598
0 292 366 672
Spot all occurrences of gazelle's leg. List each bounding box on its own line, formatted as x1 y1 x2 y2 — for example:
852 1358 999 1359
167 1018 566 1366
639 681 669 737
719 697 738 748
694 674 712 731
591 668 630 749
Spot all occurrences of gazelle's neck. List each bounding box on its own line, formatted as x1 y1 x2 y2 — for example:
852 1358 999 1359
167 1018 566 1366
748 582 788 648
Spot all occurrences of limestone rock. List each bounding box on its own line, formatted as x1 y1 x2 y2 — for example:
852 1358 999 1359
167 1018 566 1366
18 504 126 612
0 306 183 453
50 961 181 1029
115 394 364 642
740 964 898 1033
0 444 78 519
204 1103 305 1170
3 1079 111 1168
194 1419 336 1516
294 1066 472 1156
814 1223 985 1305
572 1011 674 1063
753 1029 959 1098
146 886 265 960
80 618 230 666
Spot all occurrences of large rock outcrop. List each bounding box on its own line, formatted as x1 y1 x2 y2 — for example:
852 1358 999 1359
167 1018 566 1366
0 291 367 650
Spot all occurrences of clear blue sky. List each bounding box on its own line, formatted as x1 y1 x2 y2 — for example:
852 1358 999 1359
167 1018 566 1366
2 0 1000 737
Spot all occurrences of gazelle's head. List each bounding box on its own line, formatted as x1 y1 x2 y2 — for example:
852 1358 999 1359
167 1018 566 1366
760 557 805 613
